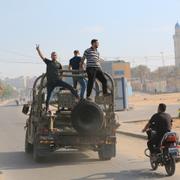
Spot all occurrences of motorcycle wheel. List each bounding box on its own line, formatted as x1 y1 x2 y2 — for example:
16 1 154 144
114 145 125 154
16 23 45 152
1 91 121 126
165 155 176 176
150 155 158 170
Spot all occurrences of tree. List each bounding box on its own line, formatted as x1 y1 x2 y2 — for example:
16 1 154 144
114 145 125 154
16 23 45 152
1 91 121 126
131 65 151 83
151 66 175 81
0 80 18 100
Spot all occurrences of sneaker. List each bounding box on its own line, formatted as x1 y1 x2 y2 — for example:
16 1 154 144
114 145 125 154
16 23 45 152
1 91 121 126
86 97 92 101
75 96 80 102
115 122 120 129
104 92 111 96
80 97 85 101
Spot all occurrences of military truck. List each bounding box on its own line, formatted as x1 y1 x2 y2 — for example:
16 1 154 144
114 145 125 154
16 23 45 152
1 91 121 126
22 70 117 162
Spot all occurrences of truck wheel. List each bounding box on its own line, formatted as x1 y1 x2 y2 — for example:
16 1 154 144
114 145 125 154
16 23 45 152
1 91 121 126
98 144 115 161
33 138 45 162
72 100 104 134
25 130 33 154
33 144 45 162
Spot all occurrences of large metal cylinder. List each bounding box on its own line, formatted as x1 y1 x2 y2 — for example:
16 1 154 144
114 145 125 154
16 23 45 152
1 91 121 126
71 100 104 134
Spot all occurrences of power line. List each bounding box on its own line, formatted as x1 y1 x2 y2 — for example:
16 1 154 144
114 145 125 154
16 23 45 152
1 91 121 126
0 49 37 59
0 60 41 64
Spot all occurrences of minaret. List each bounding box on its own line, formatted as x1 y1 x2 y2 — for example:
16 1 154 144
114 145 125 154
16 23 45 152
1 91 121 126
173 22 180 67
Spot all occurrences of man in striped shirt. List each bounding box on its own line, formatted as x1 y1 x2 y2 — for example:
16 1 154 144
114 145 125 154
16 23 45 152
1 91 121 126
81 39 109 100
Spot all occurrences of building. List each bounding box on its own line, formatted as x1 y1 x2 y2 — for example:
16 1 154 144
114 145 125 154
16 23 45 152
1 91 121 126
101 60 131 79
101 60 132 110
173 22 180 67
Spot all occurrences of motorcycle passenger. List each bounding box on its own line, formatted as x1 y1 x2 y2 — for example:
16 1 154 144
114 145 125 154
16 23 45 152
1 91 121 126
142 103 173 154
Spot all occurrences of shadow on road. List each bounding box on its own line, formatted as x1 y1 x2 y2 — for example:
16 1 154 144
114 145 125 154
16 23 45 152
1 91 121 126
0 150 98 170
73 169 167 180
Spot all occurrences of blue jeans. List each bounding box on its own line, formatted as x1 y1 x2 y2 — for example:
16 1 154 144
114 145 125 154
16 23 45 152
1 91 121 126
73 77 86 98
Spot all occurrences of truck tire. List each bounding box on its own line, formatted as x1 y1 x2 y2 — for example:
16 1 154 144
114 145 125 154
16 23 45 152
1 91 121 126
25 129 33 154
98 144 115 161
71 100 104 134
33 137 45 162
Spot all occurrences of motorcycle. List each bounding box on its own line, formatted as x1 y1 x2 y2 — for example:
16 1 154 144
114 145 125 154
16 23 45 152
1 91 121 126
144 131 180 176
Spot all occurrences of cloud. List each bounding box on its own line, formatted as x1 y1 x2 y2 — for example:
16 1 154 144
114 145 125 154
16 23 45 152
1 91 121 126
81 25 105 34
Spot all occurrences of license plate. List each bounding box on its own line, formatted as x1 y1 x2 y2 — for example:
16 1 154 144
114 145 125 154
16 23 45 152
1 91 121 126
169 148 179 156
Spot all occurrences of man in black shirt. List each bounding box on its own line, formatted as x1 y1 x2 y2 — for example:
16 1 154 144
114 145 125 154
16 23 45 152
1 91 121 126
69 50 86 98
36 45 79 111
142 103 172 154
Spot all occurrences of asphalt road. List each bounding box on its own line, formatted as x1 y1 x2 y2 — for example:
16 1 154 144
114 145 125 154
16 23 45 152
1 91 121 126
0 103 180 180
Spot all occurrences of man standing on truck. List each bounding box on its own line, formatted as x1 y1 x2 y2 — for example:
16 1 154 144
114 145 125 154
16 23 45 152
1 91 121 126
69 50 86 98
80 39 110 100
36 45 79 111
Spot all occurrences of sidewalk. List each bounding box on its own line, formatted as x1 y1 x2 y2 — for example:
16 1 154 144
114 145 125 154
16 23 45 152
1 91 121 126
0 99 14 106
116 104 179 122
117 118 180 140
117 120 147 140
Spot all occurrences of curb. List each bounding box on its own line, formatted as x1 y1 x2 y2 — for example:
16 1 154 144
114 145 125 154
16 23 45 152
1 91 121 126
116 130 147 140
122 116 178 124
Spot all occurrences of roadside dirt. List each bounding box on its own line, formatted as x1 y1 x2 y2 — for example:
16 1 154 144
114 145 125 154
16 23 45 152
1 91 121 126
129 92 180 107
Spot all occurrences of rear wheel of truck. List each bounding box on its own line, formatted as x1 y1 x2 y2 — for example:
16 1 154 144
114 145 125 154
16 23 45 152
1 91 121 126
98 144 115 161
33 138 45 162
25 129 33 154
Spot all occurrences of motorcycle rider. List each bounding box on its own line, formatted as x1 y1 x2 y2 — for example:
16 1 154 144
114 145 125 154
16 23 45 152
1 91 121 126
142 103 173 154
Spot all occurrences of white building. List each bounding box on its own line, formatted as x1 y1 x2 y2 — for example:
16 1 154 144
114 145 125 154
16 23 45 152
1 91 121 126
173 22 180 67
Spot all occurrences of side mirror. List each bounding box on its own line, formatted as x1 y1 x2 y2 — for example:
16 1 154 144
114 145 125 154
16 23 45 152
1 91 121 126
22 104 30 115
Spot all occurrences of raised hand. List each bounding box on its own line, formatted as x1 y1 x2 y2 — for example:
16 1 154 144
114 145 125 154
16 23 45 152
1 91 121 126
35 44 45 60
36 44 40 50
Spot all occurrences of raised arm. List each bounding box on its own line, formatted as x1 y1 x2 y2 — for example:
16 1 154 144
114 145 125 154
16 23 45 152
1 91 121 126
36 44 45 60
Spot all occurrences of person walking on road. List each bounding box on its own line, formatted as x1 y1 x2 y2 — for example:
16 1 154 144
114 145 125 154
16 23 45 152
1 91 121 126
69 50 86 99
80 39 109 100
36 45 79 111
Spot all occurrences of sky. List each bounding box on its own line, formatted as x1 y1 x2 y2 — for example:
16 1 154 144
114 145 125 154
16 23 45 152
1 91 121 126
0 0 180 78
